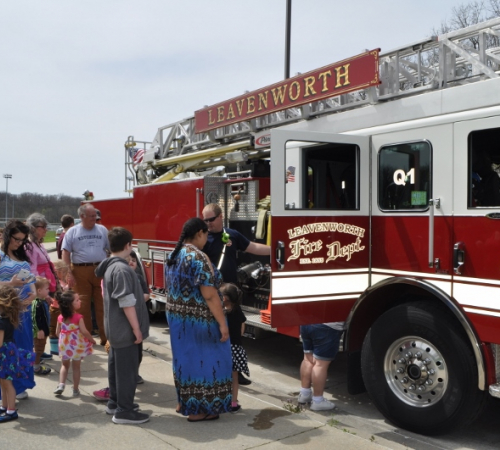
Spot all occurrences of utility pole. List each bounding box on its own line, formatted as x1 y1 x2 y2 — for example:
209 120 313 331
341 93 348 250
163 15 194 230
284 0 292 79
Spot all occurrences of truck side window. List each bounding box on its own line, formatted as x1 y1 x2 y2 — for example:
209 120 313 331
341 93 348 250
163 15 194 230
285 142 359 210
469 127 500 208
378 141 431 211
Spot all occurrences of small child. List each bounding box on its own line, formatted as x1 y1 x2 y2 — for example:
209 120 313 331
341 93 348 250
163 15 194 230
127 251 150 303
54 290 96 396
220 283 249 412
31 277 52 376
49 261 70 355
0 285 35 422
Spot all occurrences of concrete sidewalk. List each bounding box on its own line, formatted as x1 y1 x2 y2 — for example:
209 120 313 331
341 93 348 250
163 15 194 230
29 241 406 448
0 336 400 450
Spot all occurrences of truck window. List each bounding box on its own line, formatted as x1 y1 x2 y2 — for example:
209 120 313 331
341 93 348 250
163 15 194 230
285 142 359 210
378 141 432 211
469 127 500 208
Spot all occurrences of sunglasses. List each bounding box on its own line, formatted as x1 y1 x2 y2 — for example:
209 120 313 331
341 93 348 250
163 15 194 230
203 215 219 223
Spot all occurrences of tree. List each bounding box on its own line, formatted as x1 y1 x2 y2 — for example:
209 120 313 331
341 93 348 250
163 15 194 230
1 192 82 224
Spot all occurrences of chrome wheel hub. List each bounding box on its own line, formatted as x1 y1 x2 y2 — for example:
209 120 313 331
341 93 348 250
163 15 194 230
384 336 448 407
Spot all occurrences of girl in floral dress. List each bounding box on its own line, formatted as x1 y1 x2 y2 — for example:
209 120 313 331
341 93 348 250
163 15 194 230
54 290 95 397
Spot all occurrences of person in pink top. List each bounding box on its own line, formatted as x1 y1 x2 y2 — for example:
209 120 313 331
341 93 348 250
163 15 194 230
26 214 57 294
54 290 95 397
26 213 57 367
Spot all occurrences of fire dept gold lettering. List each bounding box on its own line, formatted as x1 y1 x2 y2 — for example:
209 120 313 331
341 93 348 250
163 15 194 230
287 222 365 239
326 237 365 262
258 91 269 111
204 65 352 123
287 238 323 261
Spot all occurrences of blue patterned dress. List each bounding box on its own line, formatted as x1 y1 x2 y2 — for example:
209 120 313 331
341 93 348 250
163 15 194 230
0 317 35 381
166 244 232 416
0 251 36 394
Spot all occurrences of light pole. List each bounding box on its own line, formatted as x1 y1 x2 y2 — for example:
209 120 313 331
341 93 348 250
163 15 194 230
3 174 12 223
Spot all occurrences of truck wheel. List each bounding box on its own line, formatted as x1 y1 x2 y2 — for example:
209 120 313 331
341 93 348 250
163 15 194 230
361 301 487 435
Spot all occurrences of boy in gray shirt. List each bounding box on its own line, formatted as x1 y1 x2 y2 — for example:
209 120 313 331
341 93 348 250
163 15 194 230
95 227 150 424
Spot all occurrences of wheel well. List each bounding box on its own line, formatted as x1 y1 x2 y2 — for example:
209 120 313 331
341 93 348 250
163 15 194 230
345 277 487 390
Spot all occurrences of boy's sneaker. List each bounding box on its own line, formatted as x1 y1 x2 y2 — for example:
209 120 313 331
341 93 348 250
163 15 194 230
112 410 149 424
297 392 312 404
40 352 53 361
93 387 110 401
16 391 28 400
106 403 140 415
310 398 336 411
0 411 18 422
72 388 80 397
54 384 65 395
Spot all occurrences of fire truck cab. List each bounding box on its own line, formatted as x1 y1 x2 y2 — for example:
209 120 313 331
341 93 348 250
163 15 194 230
92 18 500 435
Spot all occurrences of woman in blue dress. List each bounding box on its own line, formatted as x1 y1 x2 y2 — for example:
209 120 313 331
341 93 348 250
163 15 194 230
166 217 232 422
0 220 36 399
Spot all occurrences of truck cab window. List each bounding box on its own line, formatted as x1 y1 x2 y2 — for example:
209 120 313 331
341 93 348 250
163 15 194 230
469 127 500 208
378 141 431 211
285 142 359 210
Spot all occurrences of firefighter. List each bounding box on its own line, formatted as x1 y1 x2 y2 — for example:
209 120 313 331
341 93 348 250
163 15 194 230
202 202 270 385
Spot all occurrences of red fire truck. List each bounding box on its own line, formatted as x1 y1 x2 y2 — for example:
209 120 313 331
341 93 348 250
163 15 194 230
93 18 500 434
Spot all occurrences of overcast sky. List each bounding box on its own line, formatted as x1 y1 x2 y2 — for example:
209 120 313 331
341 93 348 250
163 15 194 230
0 0 473 201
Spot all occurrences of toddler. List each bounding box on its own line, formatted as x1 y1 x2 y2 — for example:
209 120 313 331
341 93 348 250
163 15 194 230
54 290 95 396
0 286 35 422
31 276 52 375
220 283 249 412
49 261 70 355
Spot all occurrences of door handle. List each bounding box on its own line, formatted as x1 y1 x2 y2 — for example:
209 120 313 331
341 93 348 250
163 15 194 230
276 241 285 270
428 198 440 267
453 242 465 275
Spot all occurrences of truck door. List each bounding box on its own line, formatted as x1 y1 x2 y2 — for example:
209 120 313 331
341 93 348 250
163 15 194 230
371 125 454 292
270 129 370 328
453 117 500 345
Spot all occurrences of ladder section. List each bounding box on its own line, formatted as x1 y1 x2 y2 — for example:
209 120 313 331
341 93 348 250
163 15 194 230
127 17 500 186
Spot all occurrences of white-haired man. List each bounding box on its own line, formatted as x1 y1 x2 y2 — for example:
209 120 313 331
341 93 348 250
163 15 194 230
62 203 109 346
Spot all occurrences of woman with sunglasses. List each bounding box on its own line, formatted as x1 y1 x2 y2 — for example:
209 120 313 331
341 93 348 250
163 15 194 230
26 213 57 375
0 220 37 399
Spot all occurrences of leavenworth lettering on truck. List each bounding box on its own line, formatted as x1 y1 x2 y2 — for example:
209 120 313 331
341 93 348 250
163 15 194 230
91 18 500 437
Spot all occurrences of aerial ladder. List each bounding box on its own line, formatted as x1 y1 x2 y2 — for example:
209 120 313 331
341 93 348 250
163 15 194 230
124 17 500 191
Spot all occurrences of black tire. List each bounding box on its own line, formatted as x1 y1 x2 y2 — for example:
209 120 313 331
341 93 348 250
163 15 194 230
361 301 487 435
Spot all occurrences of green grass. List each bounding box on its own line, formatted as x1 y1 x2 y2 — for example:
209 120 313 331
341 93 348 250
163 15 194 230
44 230 56 243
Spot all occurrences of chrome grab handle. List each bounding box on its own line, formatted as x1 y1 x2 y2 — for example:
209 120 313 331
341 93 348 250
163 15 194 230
196 188 203 217
428 198 440 268
276 241 285 270
453 242 465 275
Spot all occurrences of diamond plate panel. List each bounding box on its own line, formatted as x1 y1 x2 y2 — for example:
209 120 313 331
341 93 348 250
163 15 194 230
204 177 261 221
226 180 259 221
